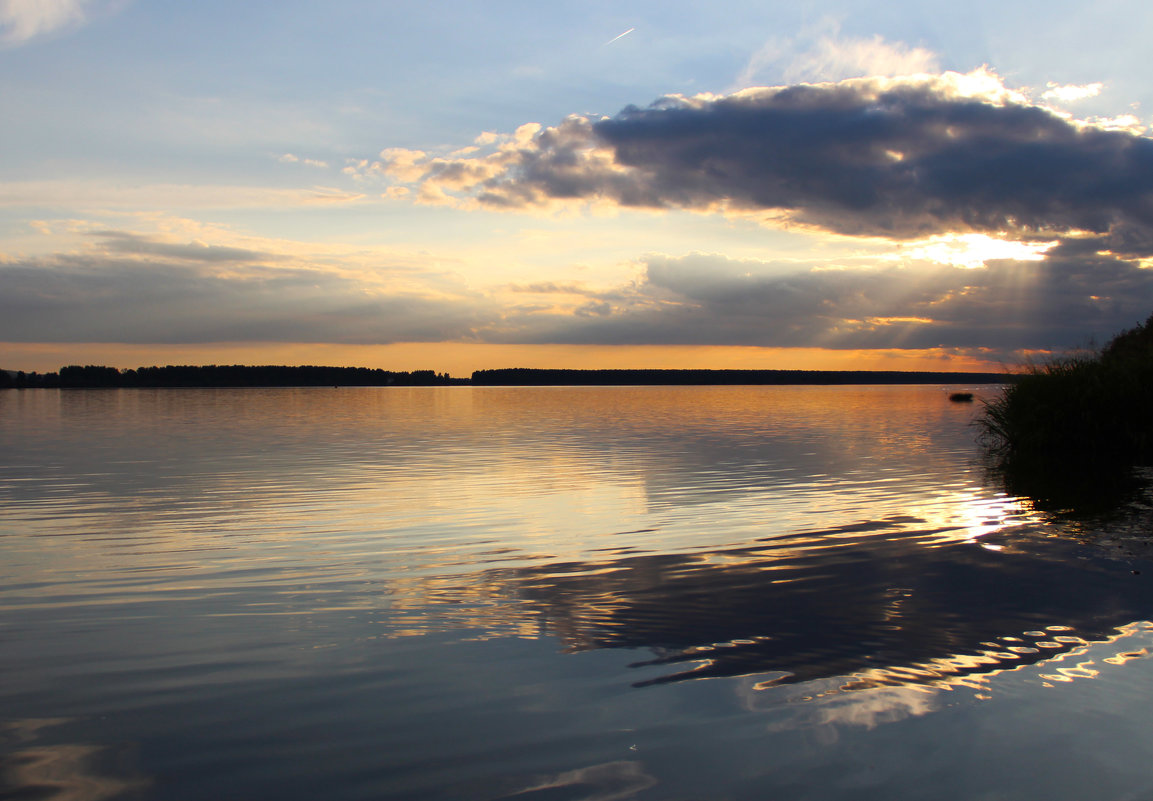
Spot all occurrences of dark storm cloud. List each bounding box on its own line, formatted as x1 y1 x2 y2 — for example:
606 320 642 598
499 246 1153 352
407 73 1153 249
594 85 1153 241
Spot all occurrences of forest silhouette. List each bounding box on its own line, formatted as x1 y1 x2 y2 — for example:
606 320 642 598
0 364 463 388
1 364 1012 389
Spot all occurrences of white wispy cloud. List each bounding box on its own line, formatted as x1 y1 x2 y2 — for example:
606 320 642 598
736 25 939 88
278 153 330 169
0 0 119 46
1041 82 1104 103
0 181 365 210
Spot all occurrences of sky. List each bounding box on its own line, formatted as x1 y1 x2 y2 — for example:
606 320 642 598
4 0 1153 376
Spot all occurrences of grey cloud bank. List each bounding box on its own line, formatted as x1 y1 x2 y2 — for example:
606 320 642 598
494 246 1153 352
88 231 287 264
0 244 491 345
4 232 1153 357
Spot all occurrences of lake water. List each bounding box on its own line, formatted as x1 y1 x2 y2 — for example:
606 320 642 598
3 385 1153 800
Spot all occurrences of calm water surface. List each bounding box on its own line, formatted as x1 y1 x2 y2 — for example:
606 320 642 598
3 385 1153 800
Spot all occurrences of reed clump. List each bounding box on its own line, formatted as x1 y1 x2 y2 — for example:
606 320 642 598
980 313 1153 473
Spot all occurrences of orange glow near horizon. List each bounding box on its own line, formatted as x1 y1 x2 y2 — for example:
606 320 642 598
0 341 1017 377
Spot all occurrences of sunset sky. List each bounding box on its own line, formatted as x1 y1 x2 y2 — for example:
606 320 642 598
4 0 1153 376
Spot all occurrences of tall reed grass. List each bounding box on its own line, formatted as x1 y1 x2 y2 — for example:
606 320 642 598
979 314 1153 474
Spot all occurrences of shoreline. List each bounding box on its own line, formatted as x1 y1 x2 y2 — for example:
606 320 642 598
1 365 1016 389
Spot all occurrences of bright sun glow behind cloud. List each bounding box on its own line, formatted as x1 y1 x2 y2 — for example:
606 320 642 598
894 234 1057 270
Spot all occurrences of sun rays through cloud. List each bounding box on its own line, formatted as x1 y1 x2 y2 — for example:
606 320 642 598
4 4 1153 372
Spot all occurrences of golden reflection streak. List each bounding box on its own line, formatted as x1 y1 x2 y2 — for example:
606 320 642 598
825 621 1153 697
737 623 1153 736
1104 647 1149 666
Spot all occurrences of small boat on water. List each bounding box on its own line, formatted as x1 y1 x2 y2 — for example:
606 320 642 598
948 391 975 402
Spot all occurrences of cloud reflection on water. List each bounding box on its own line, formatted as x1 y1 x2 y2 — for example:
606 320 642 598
0 719 146 801
5 389 1153 692
7 386 1153 799
440 517 1153 694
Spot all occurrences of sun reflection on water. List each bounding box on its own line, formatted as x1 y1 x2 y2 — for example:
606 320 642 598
5 386 1153 800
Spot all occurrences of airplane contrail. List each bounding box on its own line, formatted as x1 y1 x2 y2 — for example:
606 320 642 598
603 27 635 46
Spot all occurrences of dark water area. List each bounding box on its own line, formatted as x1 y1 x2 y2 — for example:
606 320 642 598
3 386 1153 800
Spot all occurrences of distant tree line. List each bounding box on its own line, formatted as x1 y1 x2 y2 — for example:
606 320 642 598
1 364 465 388
0 364 1017 390
470 368 1015 386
